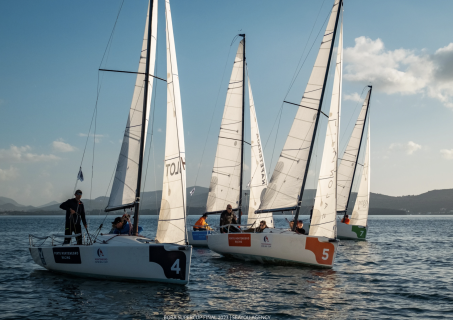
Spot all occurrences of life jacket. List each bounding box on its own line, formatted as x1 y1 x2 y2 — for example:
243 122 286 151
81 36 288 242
194 217 207 229
341 217 350 224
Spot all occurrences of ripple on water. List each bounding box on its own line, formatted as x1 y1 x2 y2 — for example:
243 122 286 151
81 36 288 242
0 215 453 319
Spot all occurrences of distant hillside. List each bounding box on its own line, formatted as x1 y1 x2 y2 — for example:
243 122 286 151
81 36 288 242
2 187 453 215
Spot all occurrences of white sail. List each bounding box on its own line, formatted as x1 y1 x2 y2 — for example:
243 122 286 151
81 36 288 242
246 77 272 228
309 15 343 239
337 89 370 212
155 0 186 245
106 1 158 211
206 40 244 212
259 0 341 212
350 124 370 226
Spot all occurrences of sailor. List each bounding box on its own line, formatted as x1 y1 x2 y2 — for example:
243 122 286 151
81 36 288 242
341 214 351 224
60 190 87 245
295 220 306 235
220 204 239 233
110 214 143 235
193 213 212 231
245 220 268 233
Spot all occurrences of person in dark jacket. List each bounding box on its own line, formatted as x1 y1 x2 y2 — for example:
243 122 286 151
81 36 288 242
60 190 87 245
295 220 306 235
244 220 268 233
220 204 239 233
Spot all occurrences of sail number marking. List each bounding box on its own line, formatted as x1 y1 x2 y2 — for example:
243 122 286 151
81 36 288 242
171 259 181 274
322 248 329 260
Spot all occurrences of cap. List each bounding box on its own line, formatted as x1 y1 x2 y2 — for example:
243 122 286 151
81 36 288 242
75 190 82 195
112 217 122 225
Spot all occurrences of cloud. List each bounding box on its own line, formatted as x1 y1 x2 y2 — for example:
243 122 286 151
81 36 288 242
0 166 18 181
440 149 453 160
0 145 60 162
52 139 76 152
78 133 107 143
389 141 422 155
344 92 363 102
344 37 453 107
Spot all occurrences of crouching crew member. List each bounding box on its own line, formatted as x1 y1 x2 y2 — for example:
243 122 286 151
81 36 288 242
193 213 212 231
60 189 87 245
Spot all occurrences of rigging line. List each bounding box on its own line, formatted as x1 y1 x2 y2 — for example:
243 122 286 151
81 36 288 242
186 36 235 215
268 105 283 178
285 2 329 100
74 0 125 194
339 85 367 153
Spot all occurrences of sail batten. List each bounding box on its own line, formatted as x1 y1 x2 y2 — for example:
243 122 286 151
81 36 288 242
205 41 244 213
246 77 272 228
258 0 342 213
106 1 158 212
309 12 343 239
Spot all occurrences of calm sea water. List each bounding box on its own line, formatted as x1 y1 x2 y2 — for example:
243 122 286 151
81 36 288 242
0 215 452 319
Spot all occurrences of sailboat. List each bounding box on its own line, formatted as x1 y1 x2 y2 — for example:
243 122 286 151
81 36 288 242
336 87 371 240
29 0 192 285
188 35 271 246
207 0 343 268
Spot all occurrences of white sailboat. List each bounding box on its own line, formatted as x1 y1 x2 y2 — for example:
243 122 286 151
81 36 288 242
29 0 192 285
336 88 371 240
207 0 343 268
188 36 268 246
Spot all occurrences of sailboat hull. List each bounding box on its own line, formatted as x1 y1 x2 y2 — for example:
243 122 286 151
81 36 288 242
207 231 338 268
29 235 192 285
336 223 367 240
187 230 212 247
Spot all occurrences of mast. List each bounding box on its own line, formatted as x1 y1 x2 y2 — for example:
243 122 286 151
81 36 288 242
292 0 343 230
238 33 246 225
342 85 372 215
133 0 153 235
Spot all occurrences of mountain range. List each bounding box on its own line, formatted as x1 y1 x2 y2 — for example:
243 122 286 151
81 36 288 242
1 187 453 215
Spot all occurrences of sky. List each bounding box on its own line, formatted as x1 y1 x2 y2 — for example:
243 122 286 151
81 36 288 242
1 0 453 206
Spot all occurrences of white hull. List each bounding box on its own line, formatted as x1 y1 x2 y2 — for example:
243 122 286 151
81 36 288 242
207 231 338 268
187 230 213 247
29 235 192 285
337 222 367 240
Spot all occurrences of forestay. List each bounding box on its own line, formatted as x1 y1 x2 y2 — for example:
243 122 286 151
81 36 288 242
309 17 343 239
350 124 370 226
259 0 342 212
337 89 370 212
106 2 158 211
156 0 186 245
246 78 272 228
206 41 244 212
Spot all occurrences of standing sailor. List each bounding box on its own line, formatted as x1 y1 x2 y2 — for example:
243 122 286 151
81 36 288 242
60 189 87 244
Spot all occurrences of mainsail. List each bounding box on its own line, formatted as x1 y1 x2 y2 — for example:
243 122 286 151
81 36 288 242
155 0 186 244
258 0 342 213
106 1 158 212
350 124 370 226
206 40 244 213
246 77 272 228
336 89 371 212
309 17 343 239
